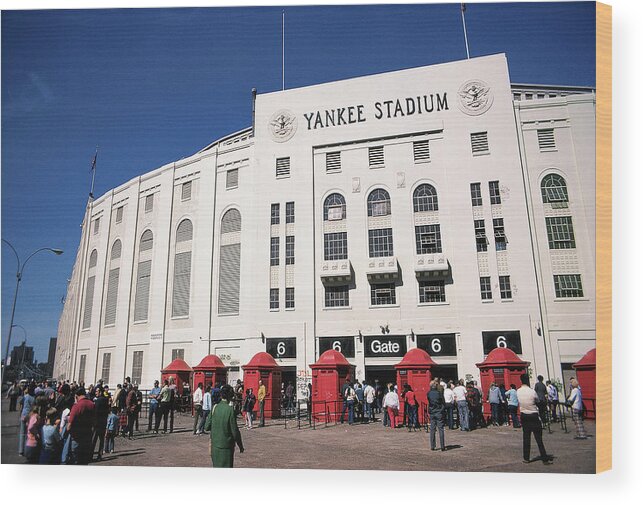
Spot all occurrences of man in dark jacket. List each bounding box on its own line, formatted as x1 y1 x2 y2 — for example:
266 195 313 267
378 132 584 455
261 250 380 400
125 385 138 440
68 388 96 464
534 375 548 423
427 382 446 451
92 386 110 460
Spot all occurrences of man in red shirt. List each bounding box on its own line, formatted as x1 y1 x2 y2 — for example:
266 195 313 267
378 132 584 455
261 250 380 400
67 388 96 465
404 385 418 431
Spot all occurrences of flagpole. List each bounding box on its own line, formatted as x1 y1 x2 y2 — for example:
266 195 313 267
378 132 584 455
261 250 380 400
461 3 470 60
282 10 285 90
89 147 98 200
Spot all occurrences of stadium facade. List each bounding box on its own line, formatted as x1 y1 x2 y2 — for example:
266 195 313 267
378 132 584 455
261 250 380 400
54 54 596 398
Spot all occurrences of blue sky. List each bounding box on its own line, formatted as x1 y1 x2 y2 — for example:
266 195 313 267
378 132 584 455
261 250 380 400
1 2 596 363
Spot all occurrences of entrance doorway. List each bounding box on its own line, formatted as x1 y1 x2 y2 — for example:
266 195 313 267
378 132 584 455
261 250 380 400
365 365 397 389
431 365 459 384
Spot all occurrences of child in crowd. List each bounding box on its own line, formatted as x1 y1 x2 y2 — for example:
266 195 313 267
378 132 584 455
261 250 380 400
105 406 119 454
39 408 62 464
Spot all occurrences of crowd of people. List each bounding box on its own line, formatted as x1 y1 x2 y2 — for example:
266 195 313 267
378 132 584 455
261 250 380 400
6 370 588 468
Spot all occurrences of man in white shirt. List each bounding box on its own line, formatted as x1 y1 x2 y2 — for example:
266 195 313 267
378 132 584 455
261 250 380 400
443 382 456 430
363 382 376 423
517 374 553 465
546 380 559 422
452 380 469 431
192 382 204 435
382 386 400 429
197 385 212 435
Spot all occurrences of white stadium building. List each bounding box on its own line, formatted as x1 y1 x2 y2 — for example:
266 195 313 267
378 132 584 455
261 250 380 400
54 54 596 398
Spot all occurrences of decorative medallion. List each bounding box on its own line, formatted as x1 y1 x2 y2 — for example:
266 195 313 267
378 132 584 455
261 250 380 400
269 109 298 142
458 80 493 116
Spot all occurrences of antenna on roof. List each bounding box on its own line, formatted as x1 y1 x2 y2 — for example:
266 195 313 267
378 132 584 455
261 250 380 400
461 3 470 59
89 146 98 200
282 10 286 90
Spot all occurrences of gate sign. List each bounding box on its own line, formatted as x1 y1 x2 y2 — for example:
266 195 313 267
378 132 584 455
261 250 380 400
364 335 407 358
417 334 457 357
318 336 355 358
266 337 297 359
482 330 522 355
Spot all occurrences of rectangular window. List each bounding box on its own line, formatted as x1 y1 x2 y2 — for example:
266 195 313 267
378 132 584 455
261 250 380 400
276 157 290 178
415 224 442 254
470 183 483 206
368 228 394 258
171 348 184 361
418 280 446 303
324 232 348 261
78 354 87 383
270 237 280 266
145 194 154 213
171 251 192 317
499 276 512 299
368 146 384 167
101 353 111 384
480 277 492 300
413 140 430 162
326 151 341 172
537 128 556 151
285 287 295 309
181 181 192 201
285 201 295 224
285 236 295 265
493 218 507 251
470 132 489 154
270 288 279 310
226 168 239 189
93 217 100 235
489 181 501 205
370 283 396 306
554 274 584 298
134 260 152 322
474 220 488 252
131 351 143 385
271 203 280 225
115 206 124 224
546 216 576 249
324 285 350 308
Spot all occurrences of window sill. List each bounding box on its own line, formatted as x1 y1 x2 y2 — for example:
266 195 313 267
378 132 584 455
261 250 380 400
171 315 190 320
472 151 490 157
369 164 385 170
554 297 589 302
481 299 494 304
218 312 239 317
276 175 291 180
226 185 239 190
132 320 148 325
500 298 514 303
418 302 449 307
539 148 558 153
104 324 116 329
414 159 431 165
269 308 280 312
285 307 295 311
322 305 352 311
368 304 400 309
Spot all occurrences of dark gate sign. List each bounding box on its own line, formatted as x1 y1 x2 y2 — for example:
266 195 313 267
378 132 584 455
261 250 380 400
417 334 457 357
482 330 522 355
364 335 407 358
318 336 355 358
266 337 297 359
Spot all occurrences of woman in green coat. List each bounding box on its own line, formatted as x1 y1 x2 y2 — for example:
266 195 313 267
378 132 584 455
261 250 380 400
204 384 244 467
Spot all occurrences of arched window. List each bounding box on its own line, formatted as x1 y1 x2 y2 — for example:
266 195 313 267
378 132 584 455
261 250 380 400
413 184 439 212
140 230 153 252
88 249 98 268
323 193 346 221
134 231 154 322
541 174 569 204
176 219 193 243
221 208 242 234
172 219 193 317
110 240 122 260
219 209 242 315
367 189 391 217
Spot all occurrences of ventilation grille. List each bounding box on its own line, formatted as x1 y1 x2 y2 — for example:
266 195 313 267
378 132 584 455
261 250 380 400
89 250 98 268
413 140 431 162
145 194 154 213
181 181 192 201
111 240 122 260
326 152 341 172
172 251 192 317
82 276 95 329
218 243 241 314
276 157 291 178
176 220 193 243
221 209 241 234
115 207 123 223
368 146 384 167
226 168 239 189
140 231 153 252
471 132 489 154
104 268 120 326
537 129 556 151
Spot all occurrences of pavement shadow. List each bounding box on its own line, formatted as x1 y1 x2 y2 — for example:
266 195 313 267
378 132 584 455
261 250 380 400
97 448 146 462
444 444 463 451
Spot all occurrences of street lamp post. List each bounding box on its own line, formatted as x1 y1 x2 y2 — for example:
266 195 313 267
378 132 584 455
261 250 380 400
1 239 63 383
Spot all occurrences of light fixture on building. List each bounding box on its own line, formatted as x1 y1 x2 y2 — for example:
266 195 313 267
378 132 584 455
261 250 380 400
536 324 542 337
358 331 363 343
410 330 415 342
261 332 266 344
380 324 390 334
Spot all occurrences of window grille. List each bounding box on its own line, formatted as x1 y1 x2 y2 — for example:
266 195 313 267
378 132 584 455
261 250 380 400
537 129 556 151
368 146 384 167
554 274 584 298
470 132 489 154
413 140 430 162
276 157 290 178
326 152 341 172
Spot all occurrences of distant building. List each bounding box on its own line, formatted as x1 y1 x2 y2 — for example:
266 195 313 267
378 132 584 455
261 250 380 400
10 342 34 368
55 54 595 392
44 337 57 377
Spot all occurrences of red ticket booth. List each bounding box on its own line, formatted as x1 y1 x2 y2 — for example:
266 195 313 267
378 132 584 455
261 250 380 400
476 348 530 419
242 352 282 419
160 358 193 396
192 354 229 391
394 348 437 425
572 348 596 419
310 350 355 423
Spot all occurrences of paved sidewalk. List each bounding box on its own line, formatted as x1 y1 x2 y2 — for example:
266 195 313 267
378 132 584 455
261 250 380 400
1 401 595 473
